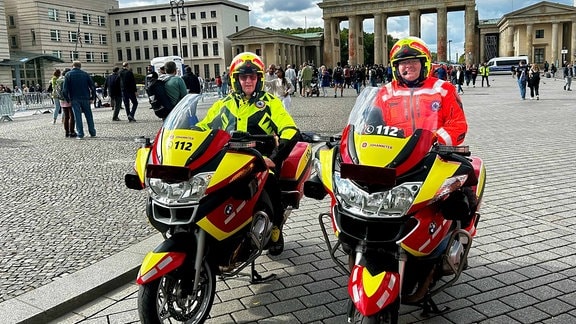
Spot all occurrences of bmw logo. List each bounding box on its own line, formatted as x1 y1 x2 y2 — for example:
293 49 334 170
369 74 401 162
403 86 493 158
224 204 234 215
428 222 437 234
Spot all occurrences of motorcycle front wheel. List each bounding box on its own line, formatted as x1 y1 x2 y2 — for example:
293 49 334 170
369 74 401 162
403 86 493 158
351 298 399 324
138 259 216 324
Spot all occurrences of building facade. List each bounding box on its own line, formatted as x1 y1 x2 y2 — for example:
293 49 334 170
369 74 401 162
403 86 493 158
478 1 576 66
107 0 249 80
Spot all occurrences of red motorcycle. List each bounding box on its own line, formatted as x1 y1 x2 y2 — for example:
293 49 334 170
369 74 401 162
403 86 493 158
125 94 315 323
304 87 486 323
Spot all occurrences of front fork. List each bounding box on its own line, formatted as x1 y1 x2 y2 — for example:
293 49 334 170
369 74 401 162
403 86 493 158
192 229 207 293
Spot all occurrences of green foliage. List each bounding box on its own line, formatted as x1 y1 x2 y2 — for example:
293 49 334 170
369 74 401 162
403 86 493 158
92 75 105 86
269 27 323 35
134 73 146 84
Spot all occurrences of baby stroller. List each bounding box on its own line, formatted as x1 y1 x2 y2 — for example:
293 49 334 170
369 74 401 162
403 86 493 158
309 76 320 97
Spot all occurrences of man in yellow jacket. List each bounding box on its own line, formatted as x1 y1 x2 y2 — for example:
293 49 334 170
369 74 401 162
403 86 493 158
479 62 491 87
196 52 300 256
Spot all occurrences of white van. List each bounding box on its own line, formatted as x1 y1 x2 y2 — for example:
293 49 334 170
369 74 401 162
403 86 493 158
150 56 185 77
487 56 529 74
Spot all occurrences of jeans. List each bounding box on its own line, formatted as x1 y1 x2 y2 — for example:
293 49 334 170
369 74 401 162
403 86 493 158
122 91 138 119
53 100 61 121
518 79 527 99
71 99 96 138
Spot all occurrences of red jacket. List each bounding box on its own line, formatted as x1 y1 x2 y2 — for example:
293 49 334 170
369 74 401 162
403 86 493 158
373 77 467 145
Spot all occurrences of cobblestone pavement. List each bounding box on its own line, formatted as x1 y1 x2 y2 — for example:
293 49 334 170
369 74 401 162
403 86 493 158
3 75 576 323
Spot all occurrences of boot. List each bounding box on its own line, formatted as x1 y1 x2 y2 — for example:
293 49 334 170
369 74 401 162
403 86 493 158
268 225 284 256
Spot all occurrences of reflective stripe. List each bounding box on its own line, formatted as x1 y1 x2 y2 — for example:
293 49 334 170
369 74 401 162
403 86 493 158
436 127 452 145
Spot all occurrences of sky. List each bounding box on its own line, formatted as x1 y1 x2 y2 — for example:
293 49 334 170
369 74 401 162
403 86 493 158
119 0 574 62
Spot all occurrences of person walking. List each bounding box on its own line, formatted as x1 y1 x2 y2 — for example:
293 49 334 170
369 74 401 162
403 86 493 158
563 62 573 91
456 65 465 94
285 65 297 95
528 63 541 100
301 62 313 97
265 67 293 109
162 61 188 107
181 66 201 94
50 69 62 124
55 68 76 138
320 65 331 97
103 67 123 121
332 62 345 97
516 60 529 99
221 72 229 97
119 62 138 122
470 64 478 87
62 61 96 139
479 62 490 87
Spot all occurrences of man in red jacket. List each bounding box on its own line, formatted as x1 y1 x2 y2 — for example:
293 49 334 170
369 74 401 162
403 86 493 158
373 37 467 146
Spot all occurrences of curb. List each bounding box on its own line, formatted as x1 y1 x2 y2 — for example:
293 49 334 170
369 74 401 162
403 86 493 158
0 234 162 324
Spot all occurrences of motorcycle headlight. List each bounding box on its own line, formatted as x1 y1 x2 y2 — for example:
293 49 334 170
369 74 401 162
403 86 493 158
334 171 421 218
147 172 213 205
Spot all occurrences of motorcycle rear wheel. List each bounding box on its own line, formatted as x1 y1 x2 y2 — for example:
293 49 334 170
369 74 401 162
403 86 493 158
138 260 216 324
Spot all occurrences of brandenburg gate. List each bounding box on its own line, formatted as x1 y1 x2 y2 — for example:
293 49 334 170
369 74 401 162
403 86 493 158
318 0 477 67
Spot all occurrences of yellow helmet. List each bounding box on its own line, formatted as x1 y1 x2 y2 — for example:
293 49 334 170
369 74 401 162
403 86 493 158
228 52 265 94
389 37 432 85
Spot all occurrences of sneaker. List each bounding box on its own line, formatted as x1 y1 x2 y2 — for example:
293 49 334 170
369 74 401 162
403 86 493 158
537 96 539 100
334 94 337 98
268 226 284 256
112 117 121 121
76 136 84 140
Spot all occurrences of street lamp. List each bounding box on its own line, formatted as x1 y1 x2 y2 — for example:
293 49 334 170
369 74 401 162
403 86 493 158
170 0 185 58
448 39 452 63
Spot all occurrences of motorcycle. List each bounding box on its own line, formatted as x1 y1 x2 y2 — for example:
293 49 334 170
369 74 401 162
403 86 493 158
125 94 315 323
304 87 486 323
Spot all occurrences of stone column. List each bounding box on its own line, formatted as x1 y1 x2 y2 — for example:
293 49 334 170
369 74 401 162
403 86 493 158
348 15 358 66
464 4 475 65
382 14 388 66
552 22 558 65
526 24 533 63
479 33 485 63
437 7 447 62
374 13 383 65
323 17 332 68
409 10 420 37
332 18 341 68
506 26 514 57
315 44 321 66
273 42 279 65
571 22 576 63
357 17 365 65
260 42 266 62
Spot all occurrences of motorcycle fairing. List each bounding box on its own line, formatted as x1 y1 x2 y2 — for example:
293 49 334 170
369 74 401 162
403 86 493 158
135 146 152 185
279 142 313 195
151 128 229 169
205 151 259 195
137 251 186 284
196 170 268 241
349 265 400 316
397 208 451 257
410 156 462 207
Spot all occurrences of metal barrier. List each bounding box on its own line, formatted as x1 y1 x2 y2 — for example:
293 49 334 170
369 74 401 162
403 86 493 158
0 93 15 121
13 93 56 114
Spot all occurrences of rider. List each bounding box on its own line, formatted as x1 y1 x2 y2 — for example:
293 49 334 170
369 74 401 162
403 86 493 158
373 37 475 224
373 36 467 146
195 52 300 256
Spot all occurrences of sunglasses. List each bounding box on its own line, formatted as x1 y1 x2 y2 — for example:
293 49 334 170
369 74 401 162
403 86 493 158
239 74 258 81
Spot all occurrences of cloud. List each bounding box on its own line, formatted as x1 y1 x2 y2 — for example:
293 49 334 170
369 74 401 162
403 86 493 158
261 0 315 12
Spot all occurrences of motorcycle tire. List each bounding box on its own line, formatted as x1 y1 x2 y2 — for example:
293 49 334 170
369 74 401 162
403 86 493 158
352 298 399 324
138 259 216 324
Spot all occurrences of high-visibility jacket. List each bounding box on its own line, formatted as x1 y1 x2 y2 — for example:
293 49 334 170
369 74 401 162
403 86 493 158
373 77 468 146
479 65 490 76
196 90 300 164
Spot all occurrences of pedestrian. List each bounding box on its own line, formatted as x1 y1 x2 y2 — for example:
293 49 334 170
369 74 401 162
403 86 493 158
470 64 478 87
94 82 103 108
13 85 23 106
284 65 297 95
264 64 276 93
181 66 201 94
456 65 465 94
221 72 229 97
551 63 557 79
62 61 96 139
119 61 138 122
479 62 490 87
528 63 540 100
320 65 331 97
162 61 188 107
265 67 293 109
516 60 529 100
50 69 61 124
297 65 304 96
301 62 313 97
215 74 223 97
435 64 448 81
464 64 472 86
563 62 573 91
56 68 76 138
543 60 549 74
332 62 344 97
353 66 364 95
103 67 123 121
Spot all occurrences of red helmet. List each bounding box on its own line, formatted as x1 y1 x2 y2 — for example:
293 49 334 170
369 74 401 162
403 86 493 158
228 52 265 94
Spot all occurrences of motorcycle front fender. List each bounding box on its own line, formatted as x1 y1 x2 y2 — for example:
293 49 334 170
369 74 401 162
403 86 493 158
348 264 400 316
136 234 194 285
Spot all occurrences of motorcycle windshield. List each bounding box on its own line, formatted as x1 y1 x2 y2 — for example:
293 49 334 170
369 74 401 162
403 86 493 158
343 86 437 169
161 94 203 131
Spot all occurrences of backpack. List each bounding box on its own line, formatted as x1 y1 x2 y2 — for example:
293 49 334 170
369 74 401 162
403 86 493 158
333 66 343 80
146 76 174 119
